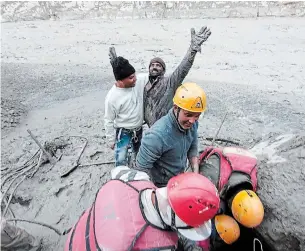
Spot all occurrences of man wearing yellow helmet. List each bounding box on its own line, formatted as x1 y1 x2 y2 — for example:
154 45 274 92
199 146 264 228
136 82 206 188
196 214 241 250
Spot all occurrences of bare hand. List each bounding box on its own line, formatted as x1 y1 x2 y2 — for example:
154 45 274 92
110 143 115 150
190 26 212 53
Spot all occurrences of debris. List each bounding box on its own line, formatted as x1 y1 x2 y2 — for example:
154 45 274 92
3 176 27 216
6 218 62 235
210 111 229 147
60 139 88 177
78 161 115 167
27 129 56 164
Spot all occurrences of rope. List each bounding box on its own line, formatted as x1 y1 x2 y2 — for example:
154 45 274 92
6 218 62 235
253 238 263 251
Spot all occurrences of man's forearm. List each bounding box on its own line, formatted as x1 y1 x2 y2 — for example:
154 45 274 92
169 46 198 89
180 45 198 69
189 156 199 173
104 120 116 145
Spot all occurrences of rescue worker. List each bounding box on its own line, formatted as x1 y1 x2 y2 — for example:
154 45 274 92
109 26 212 128
64 167 221 251
197 146 265 250
104 56 148 166
196 214 241 251
136 82 206 187
1 217 41 251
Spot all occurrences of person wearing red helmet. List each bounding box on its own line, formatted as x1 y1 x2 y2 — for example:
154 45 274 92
64 167 220 251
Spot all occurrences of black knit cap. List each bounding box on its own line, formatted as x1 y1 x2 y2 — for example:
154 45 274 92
112 56 135 81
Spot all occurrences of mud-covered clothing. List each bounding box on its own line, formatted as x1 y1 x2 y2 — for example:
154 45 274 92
144 46 199 128
136 108 199 187
1 218 41 251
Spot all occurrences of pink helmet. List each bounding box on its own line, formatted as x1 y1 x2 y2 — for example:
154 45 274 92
167 173 220 227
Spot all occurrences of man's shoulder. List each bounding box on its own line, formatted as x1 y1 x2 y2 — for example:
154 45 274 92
152 114 171 128
111 166 151 182
105 85 122 104
105 85 116 98
146 114 173 137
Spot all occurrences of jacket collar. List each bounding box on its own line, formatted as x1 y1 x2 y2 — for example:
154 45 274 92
168 108 186 133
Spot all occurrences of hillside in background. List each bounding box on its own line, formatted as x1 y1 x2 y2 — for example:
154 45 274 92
1 1 305 22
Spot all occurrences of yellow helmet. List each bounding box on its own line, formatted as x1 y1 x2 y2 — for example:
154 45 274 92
173 82 207 113
231 190 264 228
215 214 240 244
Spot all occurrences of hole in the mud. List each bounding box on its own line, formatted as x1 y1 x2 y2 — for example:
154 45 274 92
216 226 274 251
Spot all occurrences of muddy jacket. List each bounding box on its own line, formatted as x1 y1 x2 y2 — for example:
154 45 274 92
144 46 198 127
136 108 199 187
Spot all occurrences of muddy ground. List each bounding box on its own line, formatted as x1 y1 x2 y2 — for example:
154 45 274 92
1 17 305 250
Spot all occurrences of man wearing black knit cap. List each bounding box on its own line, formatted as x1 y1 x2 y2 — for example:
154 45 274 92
109 26 212 127
104 56 148 167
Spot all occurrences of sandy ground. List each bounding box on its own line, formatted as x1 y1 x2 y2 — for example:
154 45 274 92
1 17 305 250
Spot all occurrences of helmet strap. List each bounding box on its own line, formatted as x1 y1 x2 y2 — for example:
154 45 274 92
154 190 193 230
171 209 175 228
173 107 185 131
154 193 172 230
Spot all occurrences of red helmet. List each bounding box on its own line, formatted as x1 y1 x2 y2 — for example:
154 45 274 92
167 173 220 227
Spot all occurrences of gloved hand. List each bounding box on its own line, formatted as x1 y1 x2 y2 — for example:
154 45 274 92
190 26 212 53
109 46 117 66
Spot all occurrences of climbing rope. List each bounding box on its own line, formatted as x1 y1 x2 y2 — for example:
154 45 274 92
6 218 62 235
253 238 263 251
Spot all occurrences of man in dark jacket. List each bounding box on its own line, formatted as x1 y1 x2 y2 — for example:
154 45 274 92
109 26 211 127
136 82 207 187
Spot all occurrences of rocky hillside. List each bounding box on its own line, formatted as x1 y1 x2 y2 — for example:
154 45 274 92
1 1 305 22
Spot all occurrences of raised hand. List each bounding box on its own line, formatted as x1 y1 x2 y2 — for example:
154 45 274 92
190 26 212 53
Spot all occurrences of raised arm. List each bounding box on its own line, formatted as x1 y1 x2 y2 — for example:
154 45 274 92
168 26 212 90
109 46 118 67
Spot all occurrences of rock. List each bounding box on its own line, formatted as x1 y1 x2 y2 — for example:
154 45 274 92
250 133 305 251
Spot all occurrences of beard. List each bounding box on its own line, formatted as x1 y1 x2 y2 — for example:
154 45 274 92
149 68 162 77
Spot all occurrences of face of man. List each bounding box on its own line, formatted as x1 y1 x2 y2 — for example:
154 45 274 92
174 105 201 129
119 73 137 88
149 62 164 77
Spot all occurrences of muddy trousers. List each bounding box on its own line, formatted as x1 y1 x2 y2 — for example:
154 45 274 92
115 127 143 167
1 218 41 251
